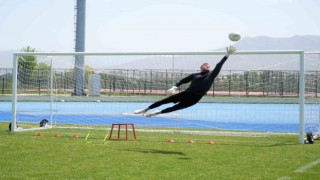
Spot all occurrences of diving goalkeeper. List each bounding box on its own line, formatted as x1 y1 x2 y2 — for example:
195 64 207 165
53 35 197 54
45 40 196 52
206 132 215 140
134 46 237 117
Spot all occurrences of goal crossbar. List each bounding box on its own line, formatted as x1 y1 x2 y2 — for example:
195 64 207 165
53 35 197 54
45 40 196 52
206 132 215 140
13 50 304 56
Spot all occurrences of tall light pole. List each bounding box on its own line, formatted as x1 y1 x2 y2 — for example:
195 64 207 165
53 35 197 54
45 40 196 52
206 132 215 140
73 0 86 96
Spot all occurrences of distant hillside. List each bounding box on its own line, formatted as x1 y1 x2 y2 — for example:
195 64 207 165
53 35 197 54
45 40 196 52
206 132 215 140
212 35 320 71
1 35 320 70
225 35 320 51
108 35 320 71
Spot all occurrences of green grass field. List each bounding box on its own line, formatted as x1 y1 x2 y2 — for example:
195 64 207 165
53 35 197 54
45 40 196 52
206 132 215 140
1 122 319 179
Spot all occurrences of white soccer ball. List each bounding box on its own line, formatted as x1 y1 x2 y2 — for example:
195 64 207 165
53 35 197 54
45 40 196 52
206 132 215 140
229 32 241 41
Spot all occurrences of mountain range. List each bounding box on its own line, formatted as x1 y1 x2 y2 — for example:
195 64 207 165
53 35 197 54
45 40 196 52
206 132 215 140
107 35 320 71
223 35 320 51
1 35 320 71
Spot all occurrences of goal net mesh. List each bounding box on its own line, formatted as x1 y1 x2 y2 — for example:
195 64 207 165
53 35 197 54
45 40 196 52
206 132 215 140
11 52 320 137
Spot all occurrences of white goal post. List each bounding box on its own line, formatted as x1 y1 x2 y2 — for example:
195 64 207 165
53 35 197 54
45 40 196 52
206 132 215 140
11 50 307 144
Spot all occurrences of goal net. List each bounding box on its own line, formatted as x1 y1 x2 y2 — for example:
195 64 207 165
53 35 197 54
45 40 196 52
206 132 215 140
10 51 320 143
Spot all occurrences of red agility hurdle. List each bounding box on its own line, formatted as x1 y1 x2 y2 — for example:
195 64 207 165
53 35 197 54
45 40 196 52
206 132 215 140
109 123 136 140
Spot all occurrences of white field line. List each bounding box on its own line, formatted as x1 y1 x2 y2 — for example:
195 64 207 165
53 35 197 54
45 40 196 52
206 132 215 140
294 159 320 173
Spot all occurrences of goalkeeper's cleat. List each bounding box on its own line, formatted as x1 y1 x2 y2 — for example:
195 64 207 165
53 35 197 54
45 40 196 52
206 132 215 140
145 111 161 118
306 132 314 144
134 109 148 114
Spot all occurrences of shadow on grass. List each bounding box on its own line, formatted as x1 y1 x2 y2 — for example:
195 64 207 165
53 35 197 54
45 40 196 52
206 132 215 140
124 148 186 156
265 142 298 147
217 141 297 147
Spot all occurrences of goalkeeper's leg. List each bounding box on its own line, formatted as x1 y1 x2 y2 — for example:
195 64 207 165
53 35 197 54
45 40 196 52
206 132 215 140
134 108 149 114
145 101 196 117
146 93 202 117
134 92 182 114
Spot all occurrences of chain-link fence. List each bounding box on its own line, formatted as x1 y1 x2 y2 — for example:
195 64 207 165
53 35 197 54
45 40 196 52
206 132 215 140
2 67 320 98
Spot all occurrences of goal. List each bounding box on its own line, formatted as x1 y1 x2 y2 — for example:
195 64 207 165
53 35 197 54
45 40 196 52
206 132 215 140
9 50 319 144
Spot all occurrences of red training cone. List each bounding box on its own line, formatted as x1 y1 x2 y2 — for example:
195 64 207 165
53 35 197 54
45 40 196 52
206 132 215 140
72 134 79 138
167 139 174 143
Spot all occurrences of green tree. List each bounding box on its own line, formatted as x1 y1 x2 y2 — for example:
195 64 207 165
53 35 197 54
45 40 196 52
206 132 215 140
17 46 37 84
35 62 51 70
63 65 95 90
85 65 94 79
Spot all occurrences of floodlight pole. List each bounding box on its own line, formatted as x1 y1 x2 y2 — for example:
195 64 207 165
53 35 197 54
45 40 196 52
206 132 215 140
73 0 86 96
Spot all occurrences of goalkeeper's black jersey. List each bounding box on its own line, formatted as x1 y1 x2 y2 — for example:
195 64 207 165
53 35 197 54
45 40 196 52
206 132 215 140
175 56 228 96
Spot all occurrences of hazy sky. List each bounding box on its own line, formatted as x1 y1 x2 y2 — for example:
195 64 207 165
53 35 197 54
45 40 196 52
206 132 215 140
0 0 319 52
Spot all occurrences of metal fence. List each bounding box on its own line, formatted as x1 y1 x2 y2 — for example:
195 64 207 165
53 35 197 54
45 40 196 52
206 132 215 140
2 68 320 97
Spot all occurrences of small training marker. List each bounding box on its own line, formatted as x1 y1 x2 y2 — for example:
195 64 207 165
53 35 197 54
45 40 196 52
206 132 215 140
37 133 43 136
187 140 194 144
72 134 79 138
54 134 61 138
207 141 215 144
167 139 174 143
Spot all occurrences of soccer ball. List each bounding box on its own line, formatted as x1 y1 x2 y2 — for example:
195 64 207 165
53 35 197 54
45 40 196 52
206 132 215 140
229 32 241 41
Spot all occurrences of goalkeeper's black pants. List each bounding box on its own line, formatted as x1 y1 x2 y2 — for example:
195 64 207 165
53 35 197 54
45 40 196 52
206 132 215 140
148 91 203 114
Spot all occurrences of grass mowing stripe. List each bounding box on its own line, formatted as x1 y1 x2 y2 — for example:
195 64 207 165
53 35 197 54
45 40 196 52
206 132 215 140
294 159 320 173
276 176 291 180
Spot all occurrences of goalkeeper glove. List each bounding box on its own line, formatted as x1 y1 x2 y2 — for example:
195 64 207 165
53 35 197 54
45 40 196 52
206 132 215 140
167 86 178 94
226 46 237 57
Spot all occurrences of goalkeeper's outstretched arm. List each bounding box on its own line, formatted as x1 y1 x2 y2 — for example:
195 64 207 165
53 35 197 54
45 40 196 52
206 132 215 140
211 46 237 78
